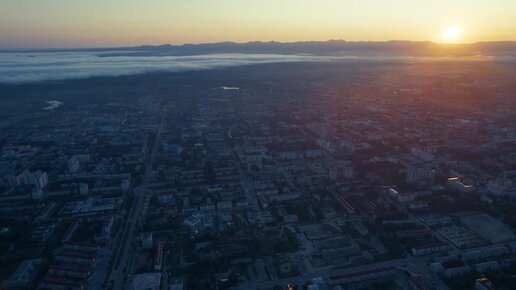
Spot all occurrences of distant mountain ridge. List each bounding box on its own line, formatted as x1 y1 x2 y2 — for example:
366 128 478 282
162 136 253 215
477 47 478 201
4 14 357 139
3 40 516 57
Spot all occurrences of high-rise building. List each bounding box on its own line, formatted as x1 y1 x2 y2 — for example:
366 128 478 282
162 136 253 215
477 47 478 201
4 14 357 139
79 183 89 195
329 167 338 181
406 167 435 184
68 156 80 173
32 188 43 200
33 170 48 189
141 232 153 249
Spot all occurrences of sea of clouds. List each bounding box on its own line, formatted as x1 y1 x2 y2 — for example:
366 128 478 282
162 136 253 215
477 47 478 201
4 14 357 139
0 51 346 84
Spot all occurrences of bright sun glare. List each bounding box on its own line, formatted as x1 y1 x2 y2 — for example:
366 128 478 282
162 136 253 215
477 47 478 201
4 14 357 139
441 25 462 42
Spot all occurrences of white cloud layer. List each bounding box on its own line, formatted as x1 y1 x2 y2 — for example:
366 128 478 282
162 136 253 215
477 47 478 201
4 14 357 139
0 51 341 83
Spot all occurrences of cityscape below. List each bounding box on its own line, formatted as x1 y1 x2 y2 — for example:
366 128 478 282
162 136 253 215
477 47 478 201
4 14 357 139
0 44 515 290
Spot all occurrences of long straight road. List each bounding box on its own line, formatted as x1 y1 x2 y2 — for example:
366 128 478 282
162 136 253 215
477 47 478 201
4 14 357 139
107 110 167 290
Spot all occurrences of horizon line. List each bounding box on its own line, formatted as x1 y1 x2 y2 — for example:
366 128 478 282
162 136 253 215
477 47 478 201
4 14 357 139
2 39 516 51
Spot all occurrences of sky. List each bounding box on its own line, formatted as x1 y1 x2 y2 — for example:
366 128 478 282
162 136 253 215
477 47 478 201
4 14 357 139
1 0 515 48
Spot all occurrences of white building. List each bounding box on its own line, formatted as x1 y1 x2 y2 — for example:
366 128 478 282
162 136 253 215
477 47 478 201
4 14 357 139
121 179 130 192
411 243 448 256
411 148 434 161
130 272 161 290
32 188 44 200
79 183 89 195
329 167 338 181
33 170 48 189
18 170 48 189
406 167 435 183
68 156 80 173
343 166 354 179
141 232 153 249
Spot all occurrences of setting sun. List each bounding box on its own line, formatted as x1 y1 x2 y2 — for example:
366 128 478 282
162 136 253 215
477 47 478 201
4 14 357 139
442 25 462 42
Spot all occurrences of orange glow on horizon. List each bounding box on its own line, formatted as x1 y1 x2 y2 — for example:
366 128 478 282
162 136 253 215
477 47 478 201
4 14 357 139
0 0 515 48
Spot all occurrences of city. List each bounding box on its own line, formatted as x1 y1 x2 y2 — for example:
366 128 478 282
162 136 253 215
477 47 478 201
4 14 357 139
2 1 516 289
1 59 515 290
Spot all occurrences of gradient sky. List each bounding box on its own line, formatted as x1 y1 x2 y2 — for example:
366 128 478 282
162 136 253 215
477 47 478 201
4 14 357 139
1 0 515 48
